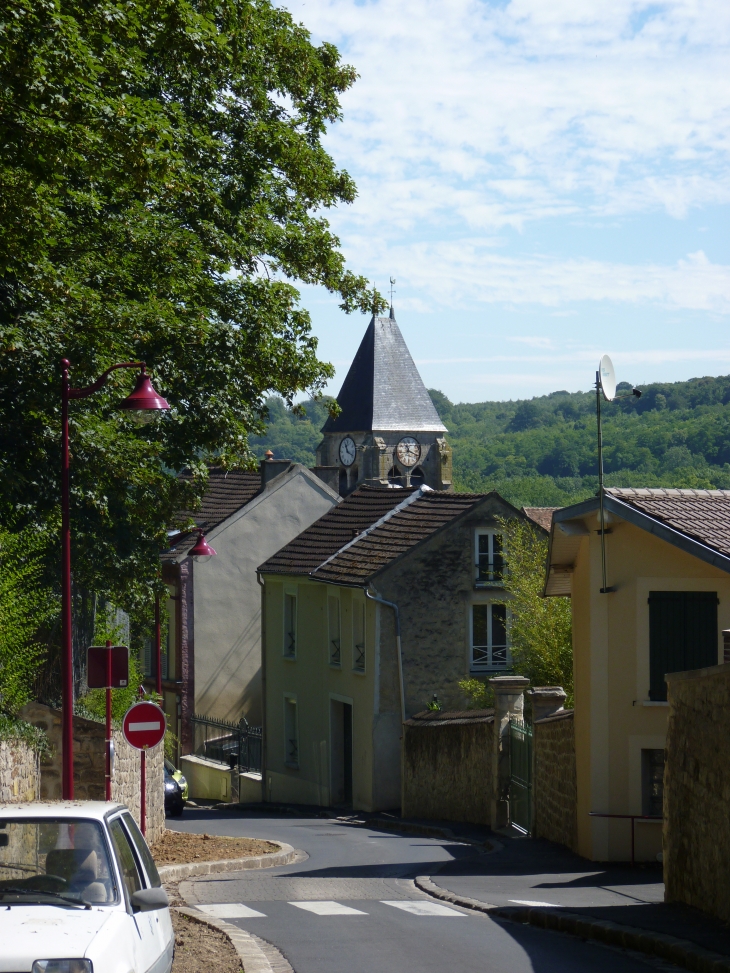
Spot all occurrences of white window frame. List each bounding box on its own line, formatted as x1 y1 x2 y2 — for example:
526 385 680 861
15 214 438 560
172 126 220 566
284 693 299 768
352 597 366 674
470 601 511 672
475 529 505 587
327 593 341 667
283 586 297 659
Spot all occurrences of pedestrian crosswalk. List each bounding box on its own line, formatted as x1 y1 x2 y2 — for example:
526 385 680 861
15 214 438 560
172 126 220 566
196 900 465 919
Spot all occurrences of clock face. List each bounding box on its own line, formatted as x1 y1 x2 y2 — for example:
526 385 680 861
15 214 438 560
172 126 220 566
396 436 420 467
339 436 357 467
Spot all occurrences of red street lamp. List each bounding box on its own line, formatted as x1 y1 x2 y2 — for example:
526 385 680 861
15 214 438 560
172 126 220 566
189 530 217 559
61 359 169 800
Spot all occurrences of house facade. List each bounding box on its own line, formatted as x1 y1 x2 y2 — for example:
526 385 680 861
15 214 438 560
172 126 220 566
545 487 730 861
157 462 339 754
258 485 548 811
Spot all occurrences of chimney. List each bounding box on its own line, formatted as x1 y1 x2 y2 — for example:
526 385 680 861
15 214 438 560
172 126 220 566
260 450 292 486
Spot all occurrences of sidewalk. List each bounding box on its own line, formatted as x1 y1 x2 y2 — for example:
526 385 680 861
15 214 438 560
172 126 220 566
422 830 730 970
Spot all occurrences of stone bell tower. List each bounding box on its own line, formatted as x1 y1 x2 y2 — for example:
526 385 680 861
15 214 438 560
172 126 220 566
314 309 453 496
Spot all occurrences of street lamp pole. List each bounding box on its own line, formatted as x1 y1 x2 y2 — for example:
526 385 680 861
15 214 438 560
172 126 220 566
60 359 169 799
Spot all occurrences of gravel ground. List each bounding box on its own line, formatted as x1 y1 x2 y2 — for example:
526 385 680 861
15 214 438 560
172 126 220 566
171 910 242 973
151 828 277 865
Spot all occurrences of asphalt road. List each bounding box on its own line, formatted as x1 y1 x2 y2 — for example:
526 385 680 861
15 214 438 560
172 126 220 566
171 808 679 973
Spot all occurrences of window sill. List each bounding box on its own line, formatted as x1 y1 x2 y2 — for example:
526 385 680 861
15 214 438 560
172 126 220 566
470 667 514 676
284 762 299 770
352 668 366 676
642 700 669 707
283 654 297 662
474 583 506 591
329 662 341 669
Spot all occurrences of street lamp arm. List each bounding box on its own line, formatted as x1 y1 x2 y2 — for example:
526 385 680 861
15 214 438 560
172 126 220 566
67 360 145 400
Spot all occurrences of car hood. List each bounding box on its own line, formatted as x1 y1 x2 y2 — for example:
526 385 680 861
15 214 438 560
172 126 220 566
0 905 113 971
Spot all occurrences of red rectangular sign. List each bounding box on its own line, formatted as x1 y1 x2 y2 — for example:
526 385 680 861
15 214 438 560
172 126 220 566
87 645 129 689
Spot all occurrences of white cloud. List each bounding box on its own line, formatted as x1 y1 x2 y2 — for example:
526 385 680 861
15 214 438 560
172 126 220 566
286 0 730 236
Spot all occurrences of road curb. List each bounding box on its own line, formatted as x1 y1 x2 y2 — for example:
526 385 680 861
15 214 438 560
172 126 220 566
175 907 293 973
415 876 730 973
158 841 301 882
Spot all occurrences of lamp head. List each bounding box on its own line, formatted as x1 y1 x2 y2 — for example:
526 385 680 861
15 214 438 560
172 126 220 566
189 530 217 560
119 365 170 423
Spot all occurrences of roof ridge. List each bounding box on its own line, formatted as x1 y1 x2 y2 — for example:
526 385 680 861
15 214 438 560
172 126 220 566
608 487 730 498
313 485 433 575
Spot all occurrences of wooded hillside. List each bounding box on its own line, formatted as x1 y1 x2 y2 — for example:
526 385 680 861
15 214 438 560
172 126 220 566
251 374 730 507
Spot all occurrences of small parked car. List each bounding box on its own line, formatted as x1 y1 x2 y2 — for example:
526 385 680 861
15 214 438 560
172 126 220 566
164 758 188 801
163 767 184 818
0 801 173 973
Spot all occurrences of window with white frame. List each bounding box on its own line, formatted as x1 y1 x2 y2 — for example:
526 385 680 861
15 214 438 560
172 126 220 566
283 590 297 658
352 599 366 672
328 595 341 666
475 530 504 586
284 695 298 767
471 602 510 670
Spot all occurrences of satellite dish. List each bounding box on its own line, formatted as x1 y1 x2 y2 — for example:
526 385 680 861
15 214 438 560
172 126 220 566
598 354 616 402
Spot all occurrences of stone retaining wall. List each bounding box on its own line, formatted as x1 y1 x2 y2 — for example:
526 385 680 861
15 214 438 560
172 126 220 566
0 739 40 803
533 709 577 851
664 662 730 924
20 702 165 844
401 710 494 825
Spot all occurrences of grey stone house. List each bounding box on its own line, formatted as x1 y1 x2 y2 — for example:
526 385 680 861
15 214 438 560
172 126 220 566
257 484 549 811
158 462 339 754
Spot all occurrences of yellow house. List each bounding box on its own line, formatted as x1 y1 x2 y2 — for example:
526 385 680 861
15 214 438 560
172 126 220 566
258 484 548 811
545 488 730 861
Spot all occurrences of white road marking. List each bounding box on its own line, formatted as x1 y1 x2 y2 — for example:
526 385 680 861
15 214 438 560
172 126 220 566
509 899 555 907
381 900 465 916
290 901 368 916
197 903 267 919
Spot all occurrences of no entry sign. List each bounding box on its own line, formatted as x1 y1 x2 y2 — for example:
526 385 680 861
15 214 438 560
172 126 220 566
122 701 166 751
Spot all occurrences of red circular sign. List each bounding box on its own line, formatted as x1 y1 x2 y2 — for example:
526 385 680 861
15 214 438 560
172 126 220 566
122 701 166 751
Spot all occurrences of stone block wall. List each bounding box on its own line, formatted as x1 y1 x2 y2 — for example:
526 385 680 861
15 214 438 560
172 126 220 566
20 702 165 845
401 710 493 825
664 663 730 924
533 710 577 851
0 739 40 803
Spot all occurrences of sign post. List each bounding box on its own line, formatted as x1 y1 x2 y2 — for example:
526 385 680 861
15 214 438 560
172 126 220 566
87 643 129 801
122 700 166 836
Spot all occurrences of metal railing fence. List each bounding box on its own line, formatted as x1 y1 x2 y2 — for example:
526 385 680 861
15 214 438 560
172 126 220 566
191 713 262 773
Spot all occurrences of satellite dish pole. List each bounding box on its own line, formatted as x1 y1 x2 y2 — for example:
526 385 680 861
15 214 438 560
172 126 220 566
596 355 642 593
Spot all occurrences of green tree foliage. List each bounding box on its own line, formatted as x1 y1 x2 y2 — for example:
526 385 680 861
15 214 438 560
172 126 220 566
0 0 384 615
0 526 57 714
498 516 573 702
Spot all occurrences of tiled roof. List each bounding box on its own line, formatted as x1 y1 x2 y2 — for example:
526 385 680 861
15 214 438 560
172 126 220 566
259 485 485 583
404 709 494 727
175 468 263 534
522 507 560 531
322 312 447 434
312 491 484 585
259 485 419 576
607 487 730 557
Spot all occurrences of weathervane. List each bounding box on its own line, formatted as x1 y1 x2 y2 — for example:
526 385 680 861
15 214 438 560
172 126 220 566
389 276 396 308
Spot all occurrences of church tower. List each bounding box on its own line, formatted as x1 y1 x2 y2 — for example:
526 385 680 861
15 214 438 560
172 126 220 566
315 310 453 495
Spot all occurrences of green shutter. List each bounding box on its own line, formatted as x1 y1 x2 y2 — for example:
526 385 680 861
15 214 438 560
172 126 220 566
648 591 718 701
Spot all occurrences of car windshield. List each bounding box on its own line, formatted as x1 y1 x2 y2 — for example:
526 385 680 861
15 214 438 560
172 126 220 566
0 818 117 905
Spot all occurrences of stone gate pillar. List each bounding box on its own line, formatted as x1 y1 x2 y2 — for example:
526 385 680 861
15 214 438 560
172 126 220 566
490 675 530 830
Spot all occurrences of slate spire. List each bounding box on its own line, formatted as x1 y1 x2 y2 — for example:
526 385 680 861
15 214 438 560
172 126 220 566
322 314 447 434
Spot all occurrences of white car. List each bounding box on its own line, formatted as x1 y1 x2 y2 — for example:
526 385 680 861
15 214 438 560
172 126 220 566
0 801 174 973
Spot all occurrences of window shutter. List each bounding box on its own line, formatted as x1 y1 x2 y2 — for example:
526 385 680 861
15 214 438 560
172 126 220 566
649 591 717 700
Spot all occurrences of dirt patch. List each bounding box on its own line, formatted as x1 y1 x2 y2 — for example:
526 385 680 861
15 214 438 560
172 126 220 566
171 910 242 973
151 829 278 865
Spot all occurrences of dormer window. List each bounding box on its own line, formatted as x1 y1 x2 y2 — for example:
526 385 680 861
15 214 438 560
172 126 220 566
475 530 504 586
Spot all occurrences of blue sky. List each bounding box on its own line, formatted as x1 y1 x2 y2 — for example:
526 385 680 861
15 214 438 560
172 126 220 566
283 0 730 403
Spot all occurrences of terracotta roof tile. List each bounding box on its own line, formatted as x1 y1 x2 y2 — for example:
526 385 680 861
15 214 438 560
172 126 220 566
176 468 263 534
522 507 560 531
608 487 730 557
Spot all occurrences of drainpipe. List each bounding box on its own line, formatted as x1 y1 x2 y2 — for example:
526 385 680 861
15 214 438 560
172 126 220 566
257 572 267 803
365 588 405 726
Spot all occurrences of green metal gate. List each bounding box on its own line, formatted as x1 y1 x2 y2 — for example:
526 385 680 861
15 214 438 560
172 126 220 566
509 720 533 834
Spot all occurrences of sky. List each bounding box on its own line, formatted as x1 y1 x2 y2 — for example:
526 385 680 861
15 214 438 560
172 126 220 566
282 0 730 404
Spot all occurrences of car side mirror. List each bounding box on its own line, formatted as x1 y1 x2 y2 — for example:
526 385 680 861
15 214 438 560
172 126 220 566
130 887 169 912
